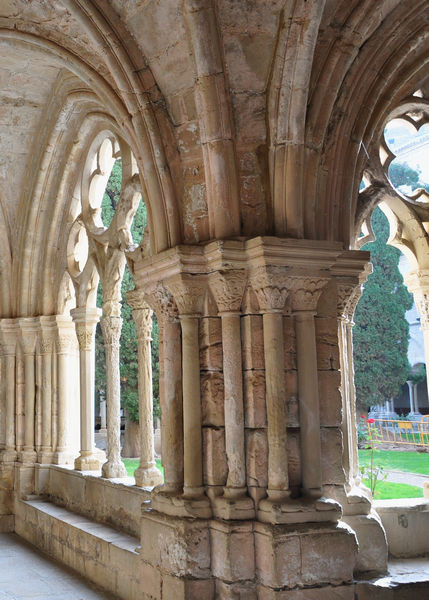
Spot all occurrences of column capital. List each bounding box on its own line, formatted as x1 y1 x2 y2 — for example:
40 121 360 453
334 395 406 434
0 319 18 355
140 283 179 324
70 307 101 351
166 273 207 316
336 282 362 322
289 275 329 313
209 269 247 314
18 317 39 355
404 270 429 329
249 265 290 312
100 315 122 349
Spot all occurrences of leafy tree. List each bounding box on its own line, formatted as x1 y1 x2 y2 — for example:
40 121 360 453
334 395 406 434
389 162 429 193
95 160 160 426
353 206 413 410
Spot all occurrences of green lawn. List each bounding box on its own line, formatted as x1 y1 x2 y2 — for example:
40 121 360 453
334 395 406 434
358 449 429 475
122 458 163 478
363 480 423 500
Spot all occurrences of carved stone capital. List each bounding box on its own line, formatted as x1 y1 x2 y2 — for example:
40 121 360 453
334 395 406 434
209 269 247 313
100 316 122 349
141 284 179 324
404 270 429 329
249 266 290 312
166 273 207 316
0 319 18 356
336 282 362 321
289 276 329 312
19 318 38 355
39 327 55 354
71 307 100 351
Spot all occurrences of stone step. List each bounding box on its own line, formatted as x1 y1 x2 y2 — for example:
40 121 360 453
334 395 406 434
15 498 144 600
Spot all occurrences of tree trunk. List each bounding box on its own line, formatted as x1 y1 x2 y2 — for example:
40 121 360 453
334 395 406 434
122 420 141 458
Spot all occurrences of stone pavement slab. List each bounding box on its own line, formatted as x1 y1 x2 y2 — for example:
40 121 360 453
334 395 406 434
0 533 116 599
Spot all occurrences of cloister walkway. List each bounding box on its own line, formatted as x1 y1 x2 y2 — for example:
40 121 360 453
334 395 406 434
0 534 113 600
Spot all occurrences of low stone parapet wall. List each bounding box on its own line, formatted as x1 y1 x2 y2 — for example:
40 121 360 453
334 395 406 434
34 464 150 538
375 498 429 558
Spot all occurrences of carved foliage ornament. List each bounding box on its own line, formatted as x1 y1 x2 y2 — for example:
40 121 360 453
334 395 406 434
166 274 206 316
250 266 290 312
209 270 247 313
289 276 329 312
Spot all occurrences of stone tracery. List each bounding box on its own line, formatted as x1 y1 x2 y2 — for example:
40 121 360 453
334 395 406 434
0 2 428 598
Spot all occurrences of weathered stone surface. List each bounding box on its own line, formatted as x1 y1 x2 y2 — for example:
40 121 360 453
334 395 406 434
246 429 268 489
211 520 255 581
200 317 223 371
241 315 264 370
203 427 228 486
321 428 346 485
244 370 266 428
201 371 225 426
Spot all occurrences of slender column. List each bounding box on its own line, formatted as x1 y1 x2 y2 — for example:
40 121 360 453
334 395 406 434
145 284 184 495
71 307 104 471
0 320 18 463
99 396 107 431
167 274 207 502
100 315 127 478
290 276 328 498
210 270 254 519
250 266 290 503
38 318 55 464
53 316 77 464
127 291 162 487
19 318 38 464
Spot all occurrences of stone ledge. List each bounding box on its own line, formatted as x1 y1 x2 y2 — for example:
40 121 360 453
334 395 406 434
15 498 142 600
375 498 429 558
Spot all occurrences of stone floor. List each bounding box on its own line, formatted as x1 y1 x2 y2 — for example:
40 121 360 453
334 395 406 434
0 533 115 599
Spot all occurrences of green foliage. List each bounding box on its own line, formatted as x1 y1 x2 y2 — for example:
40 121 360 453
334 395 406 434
353 207 412 409
408 362 427 385
389 162 429 193
95 160 159 424
358 449 429 475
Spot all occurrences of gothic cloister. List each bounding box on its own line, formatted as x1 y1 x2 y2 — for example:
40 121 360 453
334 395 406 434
0 1 429 598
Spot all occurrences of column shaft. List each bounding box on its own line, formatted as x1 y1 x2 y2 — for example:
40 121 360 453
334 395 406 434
294 311 322 497
130 302 162 488
181 315 203 497
222 313 246 492
4 354 16 455
162 319 183 492
101 316 127 478
263 311 289 499
22 353 35 458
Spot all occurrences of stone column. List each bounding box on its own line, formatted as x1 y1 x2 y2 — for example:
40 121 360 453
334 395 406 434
127 290 162 488
99 396 107 432
71 307 104 471
210 270 254 519
53 315 78 465
250 266 290 509
290 276 328 498
166 274 211 517
38 318 56 464
100 314 127 479
19 318 38 464
0 320 18 463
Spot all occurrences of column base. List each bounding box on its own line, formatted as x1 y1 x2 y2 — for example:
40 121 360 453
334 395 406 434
0 450 17 464
257 496 341 524
343 510 388 574
37 450 54 465
212 491 255 520
19 449 37 464
102 459 127 479
134 464 163 488
151 490 212 518
52 450 74 466
74 451 103 471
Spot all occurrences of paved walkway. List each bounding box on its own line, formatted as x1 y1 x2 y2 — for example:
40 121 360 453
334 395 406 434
0 534 115 600
385 470 429 488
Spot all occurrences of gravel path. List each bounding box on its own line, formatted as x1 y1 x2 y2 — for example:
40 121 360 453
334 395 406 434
384 470 429 487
